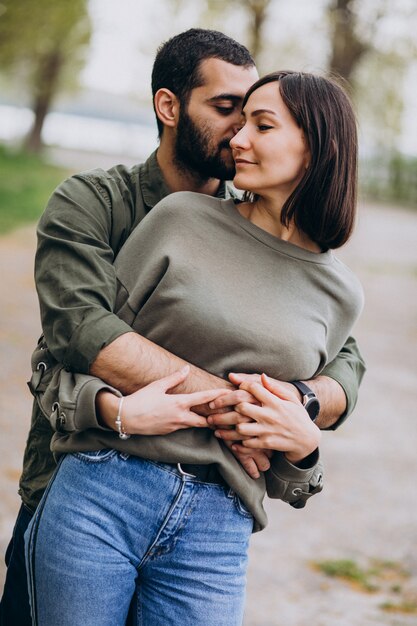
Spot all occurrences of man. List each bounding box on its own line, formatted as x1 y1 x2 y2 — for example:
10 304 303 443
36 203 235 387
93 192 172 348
0 28 365 625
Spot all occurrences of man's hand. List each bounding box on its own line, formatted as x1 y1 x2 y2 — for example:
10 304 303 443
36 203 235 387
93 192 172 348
221 374 321 464
207 374 272 479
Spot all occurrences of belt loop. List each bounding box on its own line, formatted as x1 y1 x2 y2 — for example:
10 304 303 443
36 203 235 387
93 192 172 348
176 463 195 478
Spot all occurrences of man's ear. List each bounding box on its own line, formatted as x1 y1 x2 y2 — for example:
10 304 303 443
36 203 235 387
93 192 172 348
154 88 180 129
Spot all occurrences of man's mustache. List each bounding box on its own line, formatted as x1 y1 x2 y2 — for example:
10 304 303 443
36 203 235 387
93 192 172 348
219 139 233 150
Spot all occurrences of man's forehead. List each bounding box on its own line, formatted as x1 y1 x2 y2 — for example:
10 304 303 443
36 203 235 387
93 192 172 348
195 58 258 100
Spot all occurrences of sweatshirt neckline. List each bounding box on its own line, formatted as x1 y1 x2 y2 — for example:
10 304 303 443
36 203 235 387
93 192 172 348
220 198 333 265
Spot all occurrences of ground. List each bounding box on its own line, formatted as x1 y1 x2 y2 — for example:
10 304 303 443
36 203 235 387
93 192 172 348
0 200 416 625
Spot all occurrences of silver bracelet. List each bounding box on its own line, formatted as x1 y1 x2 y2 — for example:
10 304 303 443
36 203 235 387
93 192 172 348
115 397 130 440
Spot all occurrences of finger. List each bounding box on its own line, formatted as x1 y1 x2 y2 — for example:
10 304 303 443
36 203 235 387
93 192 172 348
230 443 255 455
207 412 252 427
179 412 210 428
184 387 229 408
239 438 266 449
235 456 260 480
261 374 299 402
228 372 262 385
208 389 253 410
246 452 271 472
235 401 266 421
238 380 280 406
214 429 251 441
235 421 265 437
157 365 190 392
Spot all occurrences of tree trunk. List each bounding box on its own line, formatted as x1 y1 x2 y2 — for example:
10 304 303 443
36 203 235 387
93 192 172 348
328 0 368 84
25 50 63 153
246 0 270 63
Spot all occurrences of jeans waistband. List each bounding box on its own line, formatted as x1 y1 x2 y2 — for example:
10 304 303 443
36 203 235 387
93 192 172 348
167 463 227 487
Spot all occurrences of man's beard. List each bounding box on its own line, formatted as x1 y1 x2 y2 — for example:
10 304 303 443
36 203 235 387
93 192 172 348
174 108 236 181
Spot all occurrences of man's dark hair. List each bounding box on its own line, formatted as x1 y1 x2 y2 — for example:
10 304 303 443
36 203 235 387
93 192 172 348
242 71 358 250
151 28 255 137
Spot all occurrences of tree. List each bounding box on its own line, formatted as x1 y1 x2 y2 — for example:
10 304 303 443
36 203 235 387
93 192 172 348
0 0 91 152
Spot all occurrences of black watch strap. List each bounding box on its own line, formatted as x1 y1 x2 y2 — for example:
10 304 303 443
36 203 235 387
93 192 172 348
290 381 320 422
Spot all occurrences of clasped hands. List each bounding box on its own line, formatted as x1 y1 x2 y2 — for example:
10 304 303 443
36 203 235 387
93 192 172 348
98 368 321 480
204 372 321 478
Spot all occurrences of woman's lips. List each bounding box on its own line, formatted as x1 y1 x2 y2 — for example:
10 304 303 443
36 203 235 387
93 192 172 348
234 158 255 165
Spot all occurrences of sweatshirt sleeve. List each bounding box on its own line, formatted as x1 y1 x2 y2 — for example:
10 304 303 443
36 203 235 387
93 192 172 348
35 172 133 374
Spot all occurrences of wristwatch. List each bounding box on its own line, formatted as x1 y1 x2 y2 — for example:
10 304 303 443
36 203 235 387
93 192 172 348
290 381 320 422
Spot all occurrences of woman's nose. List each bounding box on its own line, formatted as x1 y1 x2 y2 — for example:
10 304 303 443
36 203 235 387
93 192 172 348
230 127 248 149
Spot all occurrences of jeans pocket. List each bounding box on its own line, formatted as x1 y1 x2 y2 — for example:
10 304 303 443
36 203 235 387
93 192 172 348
233 494 254 519
73 449 118 464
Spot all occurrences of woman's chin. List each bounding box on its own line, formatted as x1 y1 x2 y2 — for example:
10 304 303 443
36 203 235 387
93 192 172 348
232 177 251 192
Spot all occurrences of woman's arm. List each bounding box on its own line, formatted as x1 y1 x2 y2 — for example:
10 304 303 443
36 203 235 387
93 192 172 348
96 367 229 436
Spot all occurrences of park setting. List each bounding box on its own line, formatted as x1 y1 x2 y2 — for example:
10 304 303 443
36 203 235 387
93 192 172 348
0 1 416 625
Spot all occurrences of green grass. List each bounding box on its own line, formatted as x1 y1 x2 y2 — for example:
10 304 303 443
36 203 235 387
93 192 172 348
312 559 379 593
0 145 71 234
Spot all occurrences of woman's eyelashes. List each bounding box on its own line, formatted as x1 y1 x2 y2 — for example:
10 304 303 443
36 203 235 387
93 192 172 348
257 124 274 132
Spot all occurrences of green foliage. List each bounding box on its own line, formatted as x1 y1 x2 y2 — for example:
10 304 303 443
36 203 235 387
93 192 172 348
0 0 91 150
360 153 417 207
0 145 71 233
0 0 91 87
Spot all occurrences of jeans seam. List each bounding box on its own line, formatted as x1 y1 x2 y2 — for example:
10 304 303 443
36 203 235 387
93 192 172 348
72 449 118 464
26 457 64 626
136 478 186 571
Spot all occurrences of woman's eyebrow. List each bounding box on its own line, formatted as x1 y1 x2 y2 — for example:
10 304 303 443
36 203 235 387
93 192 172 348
250 108 278 117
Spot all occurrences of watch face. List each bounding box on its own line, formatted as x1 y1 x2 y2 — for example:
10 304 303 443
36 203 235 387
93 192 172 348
304 396 320 421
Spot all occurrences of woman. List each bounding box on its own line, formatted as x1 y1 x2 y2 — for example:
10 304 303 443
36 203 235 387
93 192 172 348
26 71 363 626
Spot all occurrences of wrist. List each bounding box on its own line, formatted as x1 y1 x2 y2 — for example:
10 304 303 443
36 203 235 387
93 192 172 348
96 390 120 429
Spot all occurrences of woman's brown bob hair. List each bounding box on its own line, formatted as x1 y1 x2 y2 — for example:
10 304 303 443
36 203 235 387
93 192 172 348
242 71 358 249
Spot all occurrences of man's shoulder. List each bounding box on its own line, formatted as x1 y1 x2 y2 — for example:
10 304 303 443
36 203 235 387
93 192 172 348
72 162 143 194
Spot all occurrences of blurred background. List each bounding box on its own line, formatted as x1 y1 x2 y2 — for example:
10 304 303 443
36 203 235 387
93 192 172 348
0 1 417 625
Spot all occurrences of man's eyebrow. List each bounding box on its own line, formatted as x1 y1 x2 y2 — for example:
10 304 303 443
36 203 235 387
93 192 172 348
206 94 243 103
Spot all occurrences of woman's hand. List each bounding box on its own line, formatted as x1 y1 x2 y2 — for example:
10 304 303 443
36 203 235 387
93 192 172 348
96 366 229 436
214 373 321 464
207 378 272 479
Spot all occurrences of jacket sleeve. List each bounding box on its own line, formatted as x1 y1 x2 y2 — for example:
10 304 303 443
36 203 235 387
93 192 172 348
320 335 366 428
29 337 119 433
265 450 324 508
35 172 133 374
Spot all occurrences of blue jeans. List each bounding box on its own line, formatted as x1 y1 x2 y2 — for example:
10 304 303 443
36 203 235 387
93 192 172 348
25 451 254 626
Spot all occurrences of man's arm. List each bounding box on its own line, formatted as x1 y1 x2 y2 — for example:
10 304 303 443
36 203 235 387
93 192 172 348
209 335 366 431
313 335 366 428
90 331 233 399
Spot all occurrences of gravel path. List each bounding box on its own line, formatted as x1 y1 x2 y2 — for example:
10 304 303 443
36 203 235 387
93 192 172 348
1 201 416 625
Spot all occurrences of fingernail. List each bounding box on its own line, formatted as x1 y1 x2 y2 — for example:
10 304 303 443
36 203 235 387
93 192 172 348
207 416 213 424
214 431 221 438
181 365 190 374
209 402 215 409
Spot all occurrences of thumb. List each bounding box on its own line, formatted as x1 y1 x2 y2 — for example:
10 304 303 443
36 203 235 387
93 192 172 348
155 365 190 392
228 372 244 385
261 374 296 401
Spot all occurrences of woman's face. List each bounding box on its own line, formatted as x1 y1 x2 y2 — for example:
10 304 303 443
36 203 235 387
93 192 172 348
230 82 310 199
